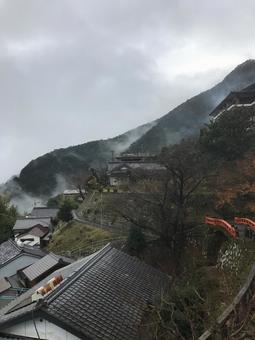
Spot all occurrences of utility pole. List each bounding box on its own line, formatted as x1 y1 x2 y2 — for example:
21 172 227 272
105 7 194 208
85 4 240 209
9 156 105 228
100 191 103 228
111 150 115 161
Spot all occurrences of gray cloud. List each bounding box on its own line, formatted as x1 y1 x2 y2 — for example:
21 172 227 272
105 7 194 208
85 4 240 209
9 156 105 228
0 0 255 181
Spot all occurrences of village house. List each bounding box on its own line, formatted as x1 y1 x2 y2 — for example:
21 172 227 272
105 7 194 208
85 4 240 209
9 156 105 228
0 240 46 279
30 207 59 220
0 244 170 340
18 253 73 288
210 83 255 120
63 189 86 197
108 153 165 186
13 218 52 247
0 242 72 310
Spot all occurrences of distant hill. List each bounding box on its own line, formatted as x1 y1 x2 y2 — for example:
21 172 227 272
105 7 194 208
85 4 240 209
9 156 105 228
9 59 255 196
13 122 156 196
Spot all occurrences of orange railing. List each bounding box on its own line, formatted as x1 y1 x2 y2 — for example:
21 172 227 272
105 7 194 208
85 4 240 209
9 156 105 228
234 217 255 232
205 217 237 238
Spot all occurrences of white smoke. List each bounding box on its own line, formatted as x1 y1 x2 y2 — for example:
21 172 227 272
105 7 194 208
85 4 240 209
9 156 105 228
109 121 157 155
0 179 43 214
0 174 70 214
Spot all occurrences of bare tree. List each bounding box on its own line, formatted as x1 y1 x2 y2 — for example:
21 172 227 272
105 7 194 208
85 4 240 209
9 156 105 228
114 138 208 266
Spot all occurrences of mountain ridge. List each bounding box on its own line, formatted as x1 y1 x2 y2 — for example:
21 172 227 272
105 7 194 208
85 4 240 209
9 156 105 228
128 59 255 152
6 59 255 196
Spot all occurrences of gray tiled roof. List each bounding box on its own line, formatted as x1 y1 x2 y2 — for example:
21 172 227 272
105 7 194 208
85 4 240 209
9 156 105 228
0 245 170 340
30 207 59 219
210 84 255 117
0 241 20 265
0 252 98 315
0 240 47 268
20 245 47 258
13 218 51 232
21 253 72 282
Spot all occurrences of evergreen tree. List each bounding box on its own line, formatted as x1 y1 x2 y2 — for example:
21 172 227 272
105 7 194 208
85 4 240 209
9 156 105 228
57 199 78 222
0 196 18 243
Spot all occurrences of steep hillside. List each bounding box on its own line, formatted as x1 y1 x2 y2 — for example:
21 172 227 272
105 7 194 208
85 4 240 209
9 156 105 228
128 60 255 152
9 59 255 196
14 122 155 196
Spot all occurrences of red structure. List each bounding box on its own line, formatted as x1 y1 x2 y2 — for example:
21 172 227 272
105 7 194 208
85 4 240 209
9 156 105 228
205 217 237 238
234 217 255 232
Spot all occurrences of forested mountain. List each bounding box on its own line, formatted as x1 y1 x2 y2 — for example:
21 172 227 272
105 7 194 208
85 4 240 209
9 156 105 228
128 60 255 152
9 59 255 196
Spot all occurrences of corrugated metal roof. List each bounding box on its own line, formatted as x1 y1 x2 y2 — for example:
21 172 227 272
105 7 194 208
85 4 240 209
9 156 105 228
13 218 51 231
21 253 72 282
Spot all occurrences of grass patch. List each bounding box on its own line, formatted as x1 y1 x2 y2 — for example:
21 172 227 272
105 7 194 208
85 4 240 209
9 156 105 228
48 221 112 254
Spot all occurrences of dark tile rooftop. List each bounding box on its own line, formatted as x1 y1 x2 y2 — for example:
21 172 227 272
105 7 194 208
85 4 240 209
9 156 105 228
44 245 169 339
210 83 255 117
25 225 49 238
0 252 98 315
0 240 47 269
30 207 59 219
0 241 21 266
13 218 51 232
19 245 47 258
0 244 170 340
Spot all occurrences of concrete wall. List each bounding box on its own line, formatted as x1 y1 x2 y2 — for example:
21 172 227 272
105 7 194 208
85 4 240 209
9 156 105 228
3 318 80 340
16 234 40 246
108 161 164 171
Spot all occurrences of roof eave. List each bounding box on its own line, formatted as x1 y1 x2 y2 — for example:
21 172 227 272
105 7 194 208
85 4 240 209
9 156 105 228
39 310 93 340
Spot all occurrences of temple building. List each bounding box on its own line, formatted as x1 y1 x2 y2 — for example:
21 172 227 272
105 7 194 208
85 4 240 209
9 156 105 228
210 83 255 120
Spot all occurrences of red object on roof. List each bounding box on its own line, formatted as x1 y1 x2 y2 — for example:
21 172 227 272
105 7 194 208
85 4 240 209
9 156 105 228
234 217 255 231
205 217 237 238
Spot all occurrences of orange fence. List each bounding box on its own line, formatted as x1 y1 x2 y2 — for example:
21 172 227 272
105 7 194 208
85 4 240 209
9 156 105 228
205 217 237 238
234 217 255 232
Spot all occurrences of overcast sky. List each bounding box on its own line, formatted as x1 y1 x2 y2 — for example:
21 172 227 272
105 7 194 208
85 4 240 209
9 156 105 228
0 0 255 182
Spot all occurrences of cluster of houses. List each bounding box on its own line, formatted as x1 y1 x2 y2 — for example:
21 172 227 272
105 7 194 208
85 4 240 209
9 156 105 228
0 243 169 339
14 207 58 248
0 205 170 339
0 206 71 312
